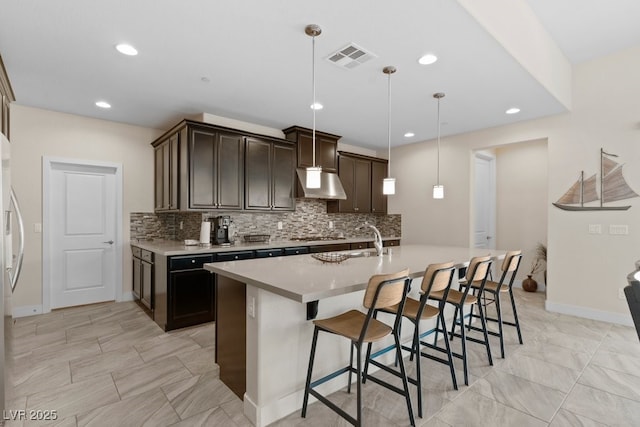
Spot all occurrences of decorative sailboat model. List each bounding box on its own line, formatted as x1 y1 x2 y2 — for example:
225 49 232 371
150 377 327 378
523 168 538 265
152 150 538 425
553 148 638 211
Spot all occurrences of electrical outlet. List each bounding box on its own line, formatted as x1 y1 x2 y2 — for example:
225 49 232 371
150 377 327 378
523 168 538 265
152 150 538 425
329 221 334 229
588 224 601 234
277 221 283 230
619 288 626 300
179 221 184 230
610 225 629 235
34 223 42 233
247 297 256 318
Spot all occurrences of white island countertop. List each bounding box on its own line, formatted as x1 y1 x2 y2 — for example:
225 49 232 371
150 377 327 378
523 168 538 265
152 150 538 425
204 244 506 303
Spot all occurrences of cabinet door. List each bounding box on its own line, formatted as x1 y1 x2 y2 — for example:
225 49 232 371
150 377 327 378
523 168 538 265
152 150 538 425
354 158 372 212
168 269 215 330
371 160 388 213
154 145 164 210
154 132 179 211
272 143 295 210
298 133 338 172
337 155 356 212
141 261 153 310
132 257 141 300
190 127 217 209
217 133 244 209
245 137 272 210
168 133 179 210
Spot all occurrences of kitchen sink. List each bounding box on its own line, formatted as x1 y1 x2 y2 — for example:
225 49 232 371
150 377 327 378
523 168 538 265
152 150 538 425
347 248 392 258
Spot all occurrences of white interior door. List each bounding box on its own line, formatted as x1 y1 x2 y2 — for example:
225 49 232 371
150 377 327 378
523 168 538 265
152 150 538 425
44 159 122 310
474 153 496 249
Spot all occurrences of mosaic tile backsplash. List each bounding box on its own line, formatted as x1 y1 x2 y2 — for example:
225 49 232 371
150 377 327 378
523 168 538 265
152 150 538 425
131 199 401 242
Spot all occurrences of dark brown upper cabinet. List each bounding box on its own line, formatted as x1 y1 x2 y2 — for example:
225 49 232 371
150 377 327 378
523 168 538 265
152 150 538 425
327 152 388 214
154 132 179 211
245 137 295 211
371 159 388 214
283 126 340 173
151 120 294 212
189 126 243 210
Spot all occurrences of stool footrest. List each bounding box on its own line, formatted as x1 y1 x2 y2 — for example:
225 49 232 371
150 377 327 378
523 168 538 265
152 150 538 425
365 359 409 396
308 389 357 426
309 366 353 389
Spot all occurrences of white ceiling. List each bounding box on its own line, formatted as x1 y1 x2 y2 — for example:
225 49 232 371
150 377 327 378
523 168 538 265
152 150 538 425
1 0 639 149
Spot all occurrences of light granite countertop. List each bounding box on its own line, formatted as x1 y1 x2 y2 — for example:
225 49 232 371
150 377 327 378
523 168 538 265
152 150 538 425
131 236 400 256
204 244 506 303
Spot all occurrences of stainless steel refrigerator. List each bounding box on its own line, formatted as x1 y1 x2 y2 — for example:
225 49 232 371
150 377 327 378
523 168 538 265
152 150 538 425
1 132 25 418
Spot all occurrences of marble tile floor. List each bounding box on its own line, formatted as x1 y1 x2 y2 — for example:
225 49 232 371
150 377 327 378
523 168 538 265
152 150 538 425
4 291 640 426
5 301 251 427
271 290 640 427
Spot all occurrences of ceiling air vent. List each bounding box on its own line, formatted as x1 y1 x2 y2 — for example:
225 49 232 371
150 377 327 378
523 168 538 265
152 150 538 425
326 43 377 69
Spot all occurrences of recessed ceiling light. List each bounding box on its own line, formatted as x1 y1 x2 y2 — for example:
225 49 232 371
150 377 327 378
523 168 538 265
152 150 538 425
310 102 323 110
506 107 521 114
95 101 111 109
418 54 438 65
115 43 138 56
201 77 211 83
404 132 415 138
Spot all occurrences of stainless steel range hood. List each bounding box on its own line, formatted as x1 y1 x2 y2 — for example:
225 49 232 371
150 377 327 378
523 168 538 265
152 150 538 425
296 168 347 200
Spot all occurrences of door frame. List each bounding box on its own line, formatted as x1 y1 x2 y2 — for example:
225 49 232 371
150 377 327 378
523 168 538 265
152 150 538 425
472 151 496 249
42 157 123 313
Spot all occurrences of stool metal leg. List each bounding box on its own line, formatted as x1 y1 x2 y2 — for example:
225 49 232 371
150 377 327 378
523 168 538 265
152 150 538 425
476 299 493 366
394 330 415 426
302 327 320 418
439 309 458 390
458 305 469 386
509 288 524 344
347 343 354 393
495 291 505 358
413 319 423 418
356 343 362 426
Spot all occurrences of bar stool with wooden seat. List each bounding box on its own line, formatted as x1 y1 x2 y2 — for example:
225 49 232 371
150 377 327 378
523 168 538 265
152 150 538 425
428 255 493 386
373 262 457 418
461 250 523 358
301 269 415 426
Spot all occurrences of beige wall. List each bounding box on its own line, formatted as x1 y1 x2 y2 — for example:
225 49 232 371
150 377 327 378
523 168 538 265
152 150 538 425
392 45 640 324
11 105 160 311
495 139 548 285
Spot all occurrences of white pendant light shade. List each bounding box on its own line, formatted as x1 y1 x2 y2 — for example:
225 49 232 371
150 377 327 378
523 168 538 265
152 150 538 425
433 92 445 199
306 24 323 190
383 65 397 195
383 178 396 195
306 166 322 189
432 185 444 199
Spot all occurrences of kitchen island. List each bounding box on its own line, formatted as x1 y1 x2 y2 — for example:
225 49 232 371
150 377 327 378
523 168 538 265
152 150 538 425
205 244 507 427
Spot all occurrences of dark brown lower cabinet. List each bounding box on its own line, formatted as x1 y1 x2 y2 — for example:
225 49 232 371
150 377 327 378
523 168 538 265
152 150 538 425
166 254 215 330
215 275 246 399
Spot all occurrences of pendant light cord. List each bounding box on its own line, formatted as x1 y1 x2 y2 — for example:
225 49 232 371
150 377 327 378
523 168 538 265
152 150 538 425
311 34 317 168
387 71 391 178
436 97 440 186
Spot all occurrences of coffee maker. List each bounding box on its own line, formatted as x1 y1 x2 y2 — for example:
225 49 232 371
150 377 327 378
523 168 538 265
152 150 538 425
213 215 231 245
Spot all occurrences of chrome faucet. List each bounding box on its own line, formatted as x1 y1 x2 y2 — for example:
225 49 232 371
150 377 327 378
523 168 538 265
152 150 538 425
356 222 383 256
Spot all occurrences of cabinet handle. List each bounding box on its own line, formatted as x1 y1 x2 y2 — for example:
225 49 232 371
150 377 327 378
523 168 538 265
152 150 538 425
234 256 239 260
191 259 196 263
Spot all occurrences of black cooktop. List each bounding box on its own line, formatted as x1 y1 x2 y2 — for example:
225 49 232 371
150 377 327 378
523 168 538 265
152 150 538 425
290 236 346 241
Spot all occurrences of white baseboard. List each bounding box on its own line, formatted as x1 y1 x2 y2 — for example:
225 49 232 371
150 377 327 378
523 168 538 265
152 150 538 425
545 300 633 326
120 291 135 302
12 305 44 318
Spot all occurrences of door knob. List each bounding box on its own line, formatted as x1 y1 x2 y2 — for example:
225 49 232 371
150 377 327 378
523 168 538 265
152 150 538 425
103 240 114 245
